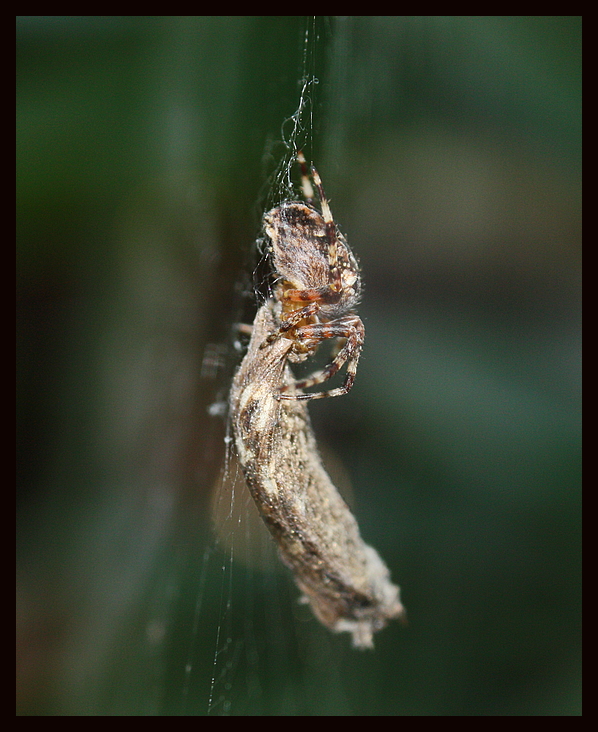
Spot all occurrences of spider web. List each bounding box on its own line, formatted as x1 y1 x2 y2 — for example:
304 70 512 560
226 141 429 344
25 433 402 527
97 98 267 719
180 18 356 716
263 22 319 211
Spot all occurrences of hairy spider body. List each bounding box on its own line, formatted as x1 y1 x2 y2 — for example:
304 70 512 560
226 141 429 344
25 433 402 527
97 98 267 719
262 152 365 400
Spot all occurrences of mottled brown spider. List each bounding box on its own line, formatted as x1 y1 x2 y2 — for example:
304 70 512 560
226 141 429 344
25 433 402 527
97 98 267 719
262 151 365 400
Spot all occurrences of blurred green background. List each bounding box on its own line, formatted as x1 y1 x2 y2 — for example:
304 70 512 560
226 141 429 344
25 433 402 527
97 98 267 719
17 17 581 715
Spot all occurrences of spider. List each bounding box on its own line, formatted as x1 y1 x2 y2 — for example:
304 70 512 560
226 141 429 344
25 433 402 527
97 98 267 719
261 151 365 401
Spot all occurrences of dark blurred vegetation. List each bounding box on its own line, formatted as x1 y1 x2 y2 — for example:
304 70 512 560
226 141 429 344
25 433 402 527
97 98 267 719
17 17 581 715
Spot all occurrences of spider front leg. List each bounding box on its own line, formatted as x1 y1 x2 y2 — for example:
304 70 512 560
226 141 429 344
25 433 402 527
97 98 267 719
261 300 321 349
279 314 365 401
261 283 339 347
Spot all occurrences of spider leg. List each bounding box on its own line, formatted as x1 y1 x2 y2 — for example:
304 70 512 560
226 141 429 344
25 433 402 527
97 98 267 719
234 322 253 335
261 301 321 348
309 165 343 294
262 282 344 348
297 151 343 295
279 315 364 400
297 150 315 205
